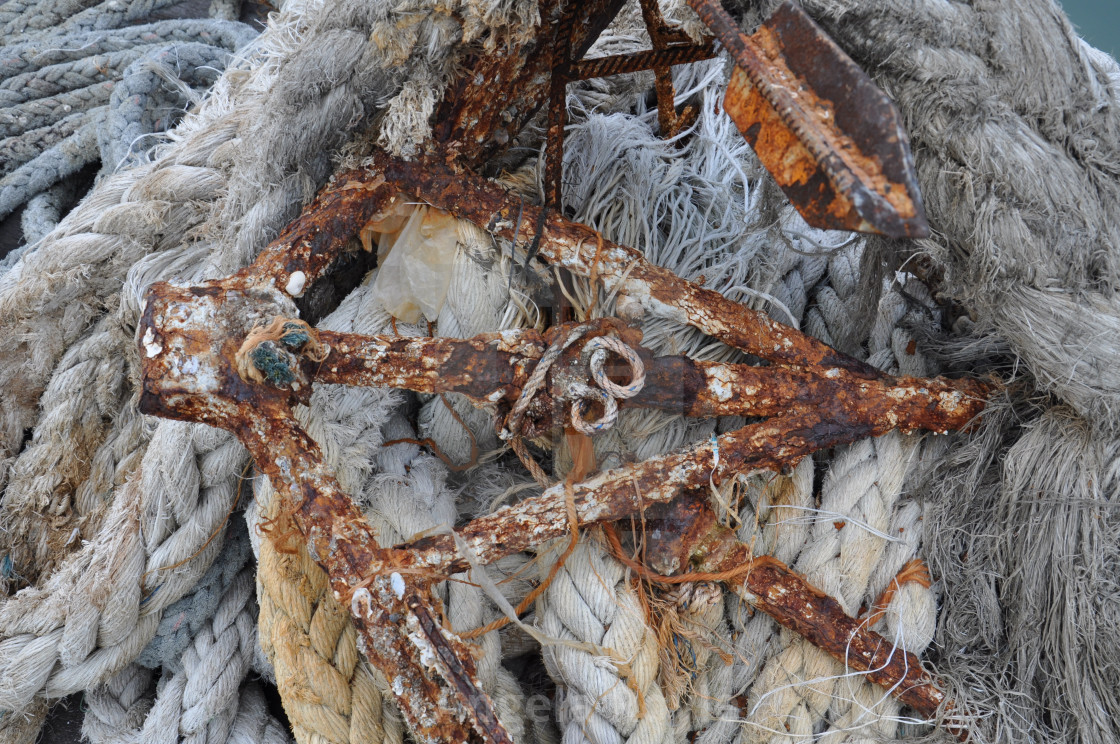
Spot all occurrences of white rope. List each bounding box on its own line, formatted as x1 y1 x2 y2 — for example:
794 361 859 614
418 217 525 466
734 281 939 744
539 540 673 744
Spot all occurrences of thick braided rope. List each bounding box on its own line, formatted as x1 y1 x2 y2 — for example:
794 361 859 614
82 527 264 744
787 3 1120 741
83 669 290 744
735 276 940 743
539 540 673 744
0 20 255 80
247 282 407 744
362 426 534 738
136 516 254 674
0 49 149 107
3 0 198 42
0 422 246 712
0 316 135 590
0 40 250 221
80 664 154 744
1 110 86 173
18 179 81 249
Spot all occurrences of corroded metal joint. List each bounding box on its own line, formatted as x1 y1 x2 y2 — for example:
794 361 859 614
138 280 302 424
235 317 330 392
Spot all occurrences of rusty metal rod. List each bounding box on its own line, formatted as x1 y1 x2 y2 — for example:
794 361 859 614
731 556 949 722
138 280 509 744
240 176 398 292
300 326 987 430
370 150 888 380
312 329 544 405
398 408 918 572
574 43 716 81
634 493 953 725
432 0 627 167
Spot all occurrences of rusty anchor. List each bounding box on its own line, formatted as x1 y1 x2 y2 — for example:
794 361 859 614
139 157 983 743
136 2 961 740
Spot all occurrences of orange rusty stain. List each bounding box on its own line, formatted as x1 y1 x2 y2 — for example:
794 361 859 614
693 0 928 238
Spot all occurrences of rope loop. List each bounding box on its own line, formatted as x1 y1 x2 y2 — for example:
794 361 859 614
501 323 646 441
582 334 645 401
501 321 598 441
567 381 617 435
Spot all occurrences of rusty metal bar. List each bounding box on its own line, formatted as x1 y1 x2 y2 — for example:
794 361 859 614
544 2 579 207
638 0 700 136
137 279 510 744
397 404 953 572
370 149 887 379
574 43 716 81
311 329 545 405
432 0 627 168
269 325 986 432
634 493 957 729
240 176 398 293
689 0 927 237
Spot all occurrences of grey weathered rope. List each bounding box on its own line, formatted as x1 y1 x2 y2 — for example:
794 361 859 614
0 19 255 80
98 41 232 168
0 17 256 230
3 0 195 43
0 48 157 107
0 0 100 36
0 40 243 220
136 516 252 672
0 108 102 221
18 179 81 247
0 110 86 172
